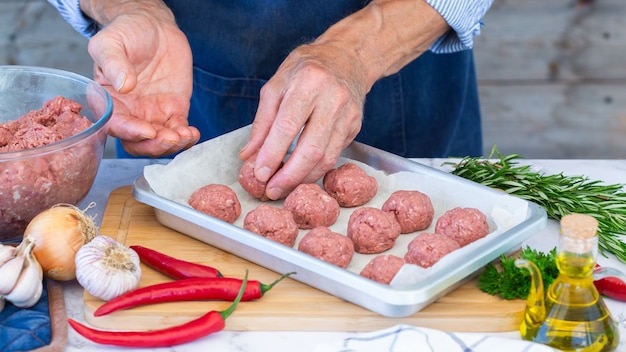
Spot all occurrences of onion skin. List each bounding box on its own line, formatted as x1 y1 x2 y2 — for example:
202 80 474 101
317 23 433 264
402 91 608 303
24 204 97 281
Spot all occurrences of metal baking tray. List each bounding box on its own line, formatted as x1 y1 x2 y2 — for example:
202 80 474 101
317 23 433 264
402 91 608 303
132 141 547 318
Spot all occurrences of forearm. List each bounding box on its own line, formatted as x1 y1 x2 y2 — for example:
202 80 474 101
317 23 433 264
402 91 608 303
80 0 175 26
313 0 449 92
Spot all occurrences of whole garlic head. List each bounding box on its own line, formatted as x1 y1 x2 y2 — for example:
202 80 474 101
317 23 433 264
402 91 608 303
75 236 141 301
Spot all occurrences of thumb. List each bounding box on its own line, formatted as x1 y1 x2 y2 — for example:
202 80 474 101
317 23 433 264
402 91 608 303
88 34 137 93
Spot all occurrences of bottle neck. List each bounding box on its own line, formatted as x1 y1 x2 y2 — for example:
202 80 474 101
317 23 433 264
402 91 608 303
557 235 598 278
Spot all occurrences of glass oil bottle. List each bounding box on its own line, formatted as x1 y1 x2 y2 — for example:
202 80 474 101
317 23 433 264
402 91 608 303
517 213 620 352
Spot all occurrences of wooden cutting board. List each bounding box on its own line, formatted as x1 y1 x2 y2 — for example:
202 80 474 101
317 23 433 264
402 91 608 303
83 186 526 332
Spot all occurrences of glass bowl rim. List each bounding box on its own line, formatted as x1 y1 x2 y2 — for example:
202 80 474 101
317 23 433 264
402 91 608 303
0 65 113 160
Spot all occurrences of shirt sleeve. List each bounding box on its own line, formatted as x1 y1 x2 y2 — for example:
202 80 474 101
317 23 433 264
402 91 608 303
46 0 99 38
424 0 494 53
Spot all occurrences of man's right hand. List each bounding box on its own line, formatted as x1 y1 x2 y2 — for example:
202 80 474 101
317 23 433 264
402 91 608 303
81 0 200 157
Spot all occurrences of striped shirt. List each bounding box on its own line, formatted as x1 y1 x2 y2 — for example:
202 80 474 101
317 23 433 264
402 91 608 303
47 0 493 53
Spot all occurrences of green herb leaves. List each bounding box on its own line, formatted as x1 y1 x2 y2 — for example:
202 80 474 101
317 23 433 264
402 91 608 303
447 146 626 262
477 247 558 300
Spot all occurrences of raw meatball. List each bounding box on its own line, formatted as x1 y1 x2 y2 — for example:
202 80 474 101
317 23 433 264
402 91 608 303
283 183 340 229
360 255 405 284
238 153 282 201
347 207 401 254
435 207 490 247
404 232 461 268
243 204 299 247
382 190 434 234
323 162 378 207
188 184 242 224
298 226 354 268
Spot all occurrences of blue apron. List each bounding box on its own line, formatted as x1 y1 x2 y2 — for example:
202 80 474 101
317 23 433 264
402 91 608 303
117 0 482 158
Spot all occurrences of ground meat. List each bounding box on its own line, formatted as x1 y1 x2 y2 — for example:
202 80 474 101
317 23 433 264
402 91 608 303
382 190 434 234
360 254 405 284
0 96 98 241
434 207 490 247
404 232 461 268
347 207 401 254
298 226 354 268
283 183 340 229
323 162 378 207
188 184 242 224
243 204 299 247
238 153 280 201
0 96 90 152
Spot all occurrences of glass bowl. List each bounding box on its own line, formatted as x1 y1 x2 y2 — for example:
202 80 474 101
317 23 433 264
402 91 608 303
0 65 112 243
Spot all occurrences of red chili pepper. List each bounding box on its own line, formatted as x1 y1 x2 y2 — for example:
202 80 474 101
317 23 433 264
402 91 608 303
68 271 249 347
594 264 626 301
130 245 222 279
94 271 294 317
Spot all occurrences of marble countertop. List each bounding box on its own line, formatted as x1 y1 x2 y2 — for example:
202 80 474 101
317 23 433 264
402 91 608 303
62 158 626 352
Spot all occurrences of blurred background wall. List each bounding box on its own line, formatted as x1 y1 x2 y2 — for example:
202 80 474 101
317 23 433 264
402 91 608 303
1 0 625 159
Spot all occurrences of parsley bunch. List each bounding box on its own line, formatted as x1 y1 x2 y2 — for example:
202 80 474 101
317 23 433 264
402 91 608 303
477 246 558 300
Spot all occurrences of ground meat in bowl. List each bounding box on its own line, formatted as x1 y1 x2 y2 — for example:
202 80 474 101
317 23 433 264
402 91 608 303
382 190 434 234
0 96 99 241
360 254 405 284
347 207 401 254
298 226 354 268
283 183 340 229
435 207 490 247
188 184 242 224
243 204 299 247
323 162 378 207
0 96 92 152
404 232 461 268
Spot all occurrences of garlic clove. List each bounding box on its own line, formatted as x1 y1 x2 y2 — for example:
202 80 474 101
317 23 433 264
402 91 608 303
0 245 27 295
75 236 142 301
4 237 44 308
0 244 16 267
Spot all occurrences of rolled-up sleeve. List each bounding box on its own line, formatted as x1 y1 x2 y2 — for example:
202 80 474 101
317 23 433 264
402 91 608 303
47 0 99 38
425 0 494 53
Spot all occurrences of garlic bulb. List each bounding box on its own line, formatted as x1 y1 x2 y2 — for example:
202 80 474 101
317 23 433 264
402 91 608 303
0 240 28 295
0 244 16 267
75 236 142 301
4 237 43 308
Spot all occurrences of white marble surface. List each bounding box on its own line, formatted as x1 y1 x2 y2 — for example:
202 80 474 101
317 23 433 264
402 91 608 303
62 158 626 352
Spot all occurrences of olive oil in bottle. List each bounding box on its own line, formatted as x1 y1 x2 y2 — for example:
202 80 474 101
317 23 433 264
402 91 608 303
519 214 619 352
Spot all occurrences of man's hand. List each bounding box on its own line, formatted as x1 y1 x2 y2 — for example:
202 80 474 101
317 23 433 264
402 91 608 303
82 0 200 157
240 0 450 199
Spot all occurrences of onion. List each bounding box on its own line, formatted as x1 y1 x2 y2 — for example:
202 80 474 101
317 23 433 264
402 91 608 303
24 203 97 281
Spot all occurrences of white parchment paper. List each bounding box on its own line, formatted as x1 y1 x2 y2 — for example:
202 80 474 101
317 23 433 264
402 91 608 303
144 125 529 286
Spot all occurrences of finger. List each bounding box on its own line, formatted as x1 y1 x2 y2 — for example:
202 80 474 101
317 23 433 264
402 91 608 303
298 119 355 185
119 127 184 157
88 32 137 93
253 85 313 183
107 112 157 142
171 124 201 151
239 83 281 162
263 98 337 200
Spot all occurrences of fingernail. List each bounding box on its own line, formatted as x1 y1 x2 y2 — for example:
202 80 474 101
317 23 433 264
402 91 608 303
266 186 284 200
115 72 127 91
256 166 273 182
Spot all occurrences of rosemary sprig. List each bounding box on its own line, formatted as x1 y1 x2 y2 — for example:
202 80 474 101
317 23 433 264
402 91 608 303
446 146 626 263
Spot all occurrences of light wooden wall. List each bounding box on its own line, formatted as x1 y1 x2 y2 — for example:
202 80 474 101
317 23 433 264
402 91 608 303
474 0 626 159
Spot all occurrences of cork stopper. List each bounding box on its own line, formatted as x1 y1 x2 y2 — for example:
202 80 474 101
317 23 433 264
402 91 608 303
560 213 598 239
